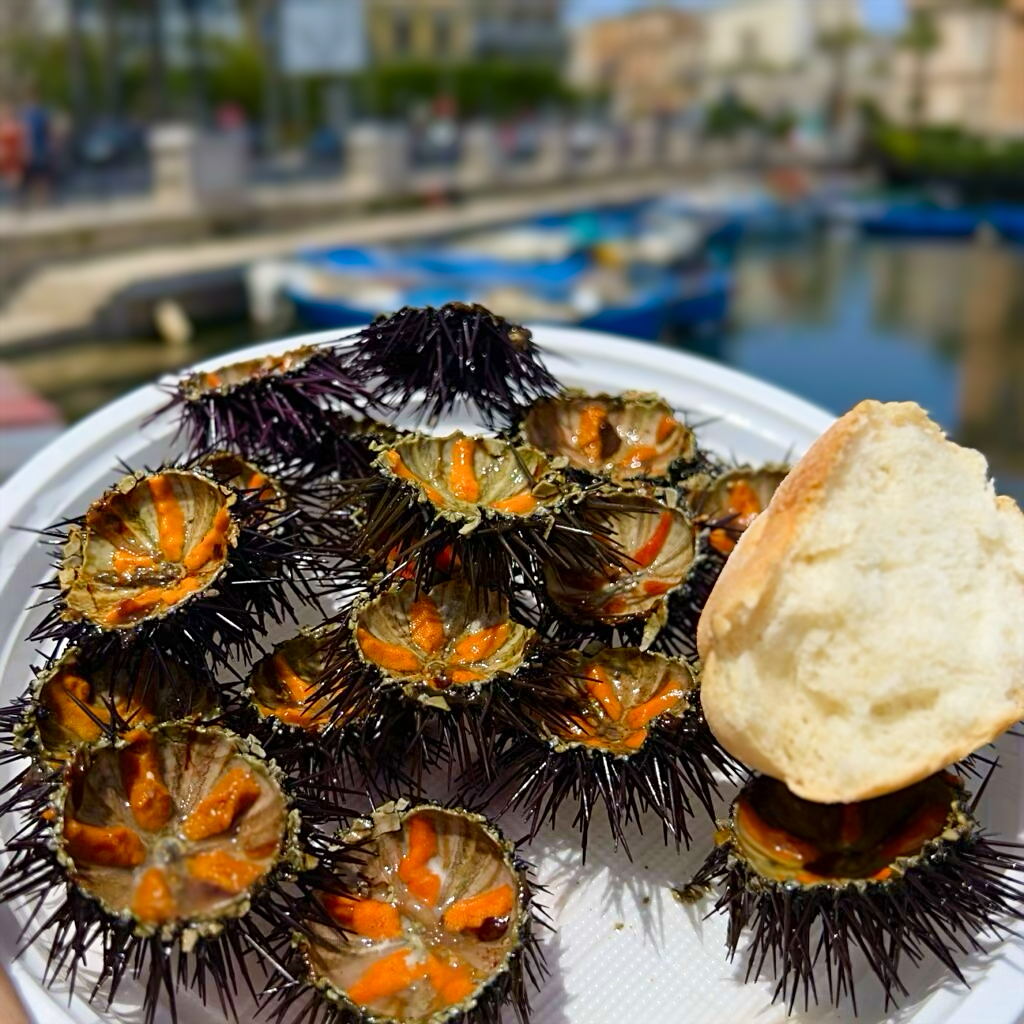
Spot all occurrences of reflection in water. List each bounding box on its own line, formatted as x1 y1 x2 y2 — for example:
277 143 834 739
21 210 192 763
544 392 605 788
5 236 1023 499
670 236 1024 501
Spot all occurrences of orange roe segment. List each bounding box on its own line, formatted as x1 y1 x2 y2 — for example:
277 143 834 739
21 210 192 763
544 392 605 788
147 475 185 563
736 802 819 867
409 595 446 656
451 623 508 665
181 766 261 841
623 728 648 749
656 415 678 443
44 673 103 742
204 372 222 388
726 479 762 518
448 668 485 684
132 866 176 924
708 528 736 555
182 505 232 572
617 444 658 469
274 654 316 706
105 575 204 625
490 493 537 515
187 849 264 893
111 550 156 576
642 580 671 596
385 451 447 506
385 450 415 482
322 893 402 940
449 438 481 502
577 404 608 462
347 948 420 1006
268 704 323 728
633 510 673 568
623 682 685 730
584 664 622 722
442 884 515 932
63 818 146 868
425 955 475 1006
398 814 441 905
357 628 422 673
120 734 173 832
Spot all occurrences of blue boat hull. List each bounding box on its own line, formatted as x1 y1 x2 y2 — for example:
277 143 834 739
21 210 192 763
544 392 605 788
289 292 374 329
860 207 982 238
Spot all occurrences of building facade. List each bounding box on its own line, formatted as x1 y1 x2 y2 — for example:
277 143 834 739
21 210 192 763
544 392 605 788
367 0 564 64
888 0 1024 136
697 0 867 119
568 8 702 118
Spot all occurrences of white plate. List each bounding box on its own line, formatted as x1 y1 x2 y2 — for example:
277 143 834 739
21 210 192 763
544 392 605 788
1 327 1021 1024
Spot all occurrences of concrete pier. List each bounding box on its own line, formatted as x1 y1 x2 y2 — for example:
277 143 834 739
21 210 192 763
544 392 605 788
0 170 691 350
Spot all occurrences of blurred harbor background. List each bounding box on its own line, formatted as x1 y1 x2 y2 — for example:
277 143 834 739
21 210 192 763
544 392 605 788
0 0 1022 496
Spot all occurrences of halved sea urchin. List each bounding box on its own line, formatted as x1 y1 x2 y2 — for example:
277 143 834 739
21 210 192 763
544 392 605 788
0 722 314 1024
352 432 626 596
518 389 700 485
158 344 376 461
682 771 1024 1013
264 800 546 1024
542 489 703 656
489 646 738 857
30 466 315 673
317 579 556 781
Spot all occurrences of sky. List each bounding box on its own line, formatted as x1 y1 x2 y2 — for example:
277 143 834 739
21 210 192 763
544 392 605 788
567 0 907 32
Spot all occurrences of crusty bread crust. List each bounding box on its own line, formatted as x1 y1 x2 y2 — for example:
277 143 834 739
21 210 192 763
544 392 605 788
699 400 1024 804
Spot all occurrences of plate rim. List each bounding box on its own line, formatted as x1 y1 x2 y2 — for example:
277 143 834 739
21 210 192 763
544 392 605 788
2 325 1021 1024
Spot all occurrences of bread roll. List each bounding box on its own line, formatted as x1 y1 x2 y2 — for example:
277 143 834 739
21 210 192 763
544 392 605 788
698 400 1024 804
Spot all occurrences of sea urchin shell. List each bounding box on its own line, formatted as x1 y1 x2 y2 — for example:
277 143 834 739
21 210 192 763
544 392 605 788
683 771 1024 1013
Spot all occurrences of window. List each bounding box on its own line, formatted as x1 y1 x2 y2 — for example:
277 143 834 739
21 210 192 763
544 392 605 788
434 12 451 56
393 12 411 56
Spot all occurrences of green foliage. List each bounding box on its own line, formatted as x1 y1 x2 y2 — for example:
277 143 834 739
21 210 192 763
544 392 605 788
899 10 941 55
871 122 1024 198
205 39 266 117
702 94 763 138
350 60 576 118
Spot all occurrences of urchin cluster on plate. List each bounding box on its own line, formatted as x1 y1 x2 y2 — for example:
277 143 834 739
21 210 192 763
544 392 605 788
0 303 1020 1024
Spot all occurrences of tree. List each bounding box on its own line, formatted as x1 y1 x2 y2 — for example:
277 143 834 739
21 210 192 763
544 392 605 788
181 0 209 121
817 24 863 133
899 10 940 127
97 0 122 118
67 0 89 124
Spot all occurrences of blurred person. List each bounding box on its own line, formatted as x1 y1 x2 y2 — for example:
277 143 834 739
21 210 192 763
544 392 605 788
0 103 25 192
19 91 54 203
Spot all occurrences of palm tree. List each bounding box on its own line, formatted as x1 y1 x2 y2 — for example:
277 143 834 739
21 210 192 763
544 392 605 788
181 0 209 121
97 0 121 118
817 24 863 133
899 9 940 127
141 0 168 119
67 0 89 126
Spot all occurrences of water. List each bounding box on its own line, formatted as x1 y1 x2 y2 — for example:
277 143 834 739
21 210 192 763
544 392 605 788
7 233 1023 496
670 233 1024 500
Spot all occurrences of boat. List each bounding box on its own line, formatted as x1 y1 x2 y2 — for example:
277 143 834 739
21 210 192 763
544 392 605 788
856 203 984 239
286 260 731 342
989 205 1024 244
